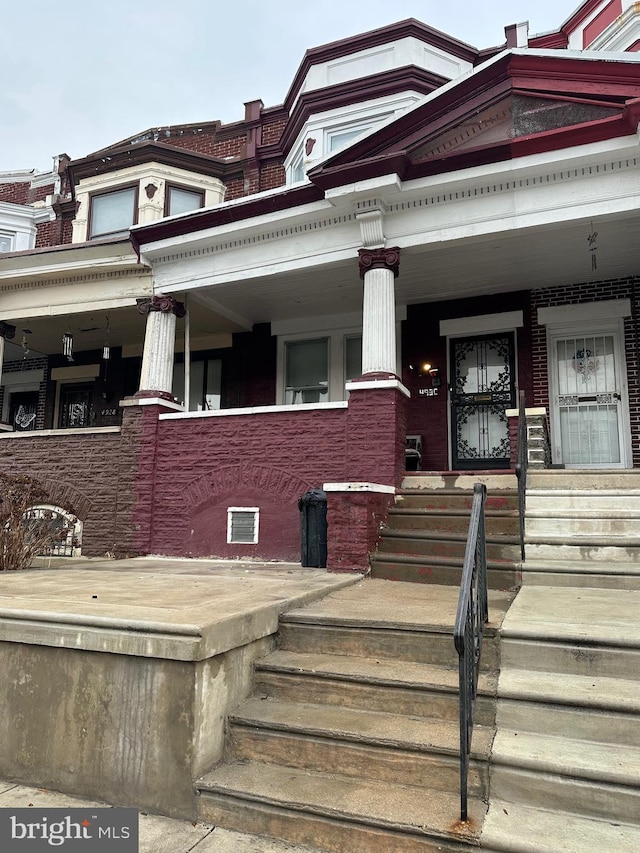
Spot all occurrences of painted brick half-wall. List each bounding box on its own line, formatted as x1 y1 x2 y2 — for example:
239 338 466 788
0 429 133 557
143 407 350 561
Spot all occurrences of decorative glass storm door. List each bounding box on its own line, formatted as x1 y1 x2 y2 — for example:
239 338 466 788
59 384 93 429
450 333 516 470
551 331 627 467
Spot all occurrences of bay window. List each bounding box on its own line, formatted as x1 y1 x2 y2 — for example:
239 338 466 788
89 186 137 239
166 185 205 217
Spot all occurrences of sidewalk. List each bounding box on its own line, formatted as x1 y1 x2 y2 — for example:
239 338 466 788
0 778 324 852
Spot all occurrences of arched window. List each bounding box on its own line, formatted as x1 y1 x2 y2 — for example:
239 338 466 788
24 505 82 557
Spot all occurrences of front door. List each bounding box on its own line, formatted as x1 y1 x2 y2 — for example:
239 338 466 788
549 328 629 467
450 332 516 470
58 384 93 429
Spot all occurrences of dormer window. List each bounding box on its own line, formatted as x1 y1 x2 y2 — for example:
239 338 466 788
166 184 205 217
89 185 138 239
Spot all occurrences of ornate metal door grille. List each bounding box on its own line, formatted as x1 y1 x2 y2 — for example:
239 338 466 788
450 333 516 470
554 334 622 466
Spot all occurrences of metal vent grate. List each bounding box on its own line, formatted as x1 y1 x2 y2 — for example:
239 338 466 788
227 507 259 544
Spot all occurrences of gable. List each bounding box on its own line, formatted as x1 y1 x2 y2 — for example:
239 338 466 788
410 94 621 162
308 52 640 190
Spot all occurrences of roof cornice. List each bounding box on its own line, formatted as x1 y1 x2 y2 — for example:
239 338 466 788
67 141 242 190
283 18 480 111
130 183 324 251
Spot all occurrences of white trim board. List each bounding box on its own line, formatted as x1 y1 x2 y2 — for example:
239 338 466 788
440 311 523 337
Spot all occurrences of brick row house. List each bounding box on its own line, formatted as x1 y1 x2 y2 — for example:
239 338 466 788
2 1 640 567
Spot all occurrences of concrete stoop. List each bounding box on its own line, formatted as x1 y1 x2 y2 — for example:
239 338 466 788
482 585 640 852
371 473 520 590
196 580 515 853
523 469 640 588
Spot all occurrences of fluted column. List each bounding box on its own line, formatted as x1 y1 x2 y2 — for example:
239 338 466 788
136 295 185 397
358 247 400 376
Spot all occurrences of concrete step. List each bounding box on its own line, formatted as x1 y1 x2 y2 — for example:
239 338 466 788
253 650 497 724
527 470 640 490
520 558 640 589
228 697 493 794
500 636 640 679
388 508 520 536
279 581 513 669
526 492 640 511
482 799 640 853
490 730 640 822
496 669 640 745
499 586 640 651
369 552 520 591
396 490 518 512
402 473 518 491
526 514 640 537
377 529 521 562
524 538 640 563
197 761 484 853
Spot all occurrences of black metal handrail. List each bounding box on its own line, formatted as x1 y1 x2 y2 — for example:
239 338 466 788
454 482 488 822
515 390 527 561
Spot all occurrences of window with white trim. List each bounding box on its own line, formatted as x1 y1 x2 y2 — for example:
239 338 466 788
89 186 137 239
0 232 14 252
227 507 259 544
278 329 362 404
285 338 329 404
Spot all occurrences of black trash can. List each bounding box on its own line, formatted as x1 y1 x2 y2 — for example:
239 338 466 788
298 488 327 568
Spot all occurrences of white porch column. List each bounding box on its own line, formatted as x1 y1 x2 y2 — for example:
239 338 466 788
358 247 400 376
136 295 185 397
0 322 16 391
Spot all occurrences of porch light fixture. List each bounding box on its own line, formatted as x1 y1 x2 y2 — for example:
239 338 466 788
62 332 74 362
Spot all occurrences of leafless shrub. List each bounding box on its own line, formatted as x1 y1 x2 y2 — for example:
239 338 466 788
0 473 77 570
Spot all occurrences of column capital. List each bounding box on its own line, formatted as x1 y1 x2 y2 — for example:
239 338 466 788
358 247 401 279
0 321 16 340
136 295 186 318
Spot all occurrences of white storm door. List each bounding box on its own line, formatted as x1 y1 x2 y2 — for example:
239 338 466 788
549 325 629 468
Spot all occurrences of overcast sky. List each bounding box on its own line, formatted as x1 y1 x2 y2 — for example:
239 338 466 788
1 0 580 174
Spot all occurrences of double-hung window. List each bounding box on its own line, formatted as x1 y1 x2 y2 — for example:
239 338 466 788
89 185 137 239
285 338 329 404
280 331 363 404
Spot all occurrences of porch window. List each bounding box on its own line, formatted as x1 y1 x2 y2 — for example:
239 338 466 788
172 358 222 411
89 186 137 239
227 507 259 544
0 232 13 252
345 334 362 381
284 338 329 404
166 185 205 217
9 391 38 431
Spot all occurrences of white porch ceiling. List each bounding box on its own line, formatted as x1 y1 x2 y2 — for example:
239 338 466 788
189 209 640 324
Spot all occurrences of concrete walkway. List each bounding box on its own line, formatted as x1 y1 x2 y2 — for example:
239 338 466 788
0 556 359 660
0 778 326 852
